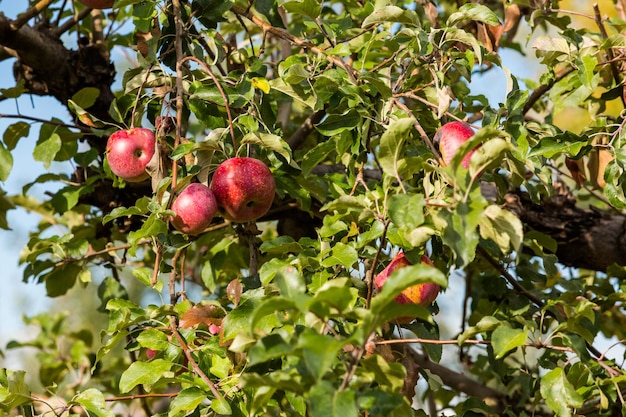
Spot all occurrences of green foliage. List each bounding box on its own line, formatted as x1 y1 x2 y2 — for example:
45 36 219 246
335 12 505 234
2 0 626 416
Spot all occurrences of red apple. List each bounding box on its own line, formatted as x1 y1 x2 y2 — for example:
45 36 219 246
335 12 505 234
171 183 218 235
374 252 440 323
210 157 276 223
106 127 156 182
77 0 115 8
208 323 221 335
146 348 157 360
434 121 475 168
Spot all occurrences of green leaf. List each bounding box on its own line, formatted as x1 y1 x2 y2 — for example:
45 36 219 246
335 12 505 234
311 277 358 316
528 137 586 159
0 81 26 99
240 132 297 167
45 263 83 297
3 121 30 150
468 137 514 175
0 369 31 411
269 77 316 109
128 214 168 254
118 359 172 393
168 387 207 417
74 389 115 417
315 109 361 137
0 189 15 230
444 27 483 64
302 137 338 176
308 380 358 417
361 354 406 392
388 193 425 231
362 5 419 27
479 204 524 254
321 242 358 268
282 0 321 19
435 199 485 268
0 143 13 182
298 329 346 381
260 235 302 254
248 333 294 366
33 133 62 169
378 118 414 183
447 3 501 27
458 316 501 344
491 324 527 359
71 87 101 109
531 35 571 55
250 296 304 332
211 397 233 415
68 100 106 128
137 328 169 351
540 368 583 417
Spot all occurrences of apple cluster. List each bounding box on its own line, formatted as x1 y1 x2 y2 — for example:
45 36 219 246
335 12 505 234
105 128 276 235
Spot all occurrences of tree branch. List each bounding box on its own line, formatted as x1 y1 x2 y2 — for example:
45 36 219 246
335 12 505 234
404 347 507 413
503 184 626 271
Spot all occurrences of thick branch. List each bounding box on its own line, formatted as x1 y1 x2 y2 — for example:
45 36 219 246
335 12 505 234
503 184 626 271
405 347 506 413
0 14 115 125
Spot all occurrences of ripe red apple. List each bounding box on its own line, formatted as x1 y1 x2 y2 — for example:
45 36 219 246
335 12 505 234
170 183 218 235
106 127 156 182
77 0 115 8
210 157 276 223
434 121 475 168
374 252 440 323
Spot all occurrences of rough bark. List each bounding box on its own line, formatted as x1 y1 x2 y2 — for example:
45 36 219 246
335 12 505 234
0 13 115 134
503 182 626 272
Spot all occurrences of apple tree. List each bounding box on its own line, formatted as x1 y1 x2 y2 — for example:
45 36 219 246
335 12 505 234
2 0 626 416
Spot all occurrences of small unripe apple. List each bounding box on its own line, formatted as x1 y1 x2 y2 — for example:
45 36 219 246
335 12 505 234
208 323 221 335
106 127 156 182
146 348 157 360
435 121 475 168
210 157 276 223
77 0 115 8
374 252 440 323
171 183 218 235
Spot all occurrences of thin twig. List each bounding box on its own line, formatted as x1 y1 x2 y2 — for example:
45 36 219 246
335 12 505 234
105 392 178 402
169 316 222 399
230 5 359 85
180 56 237 150
0 113 91 132
52 7 92 37
11 0 56 30
522 66 576 114
392 98 443 166
593 3 626 108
